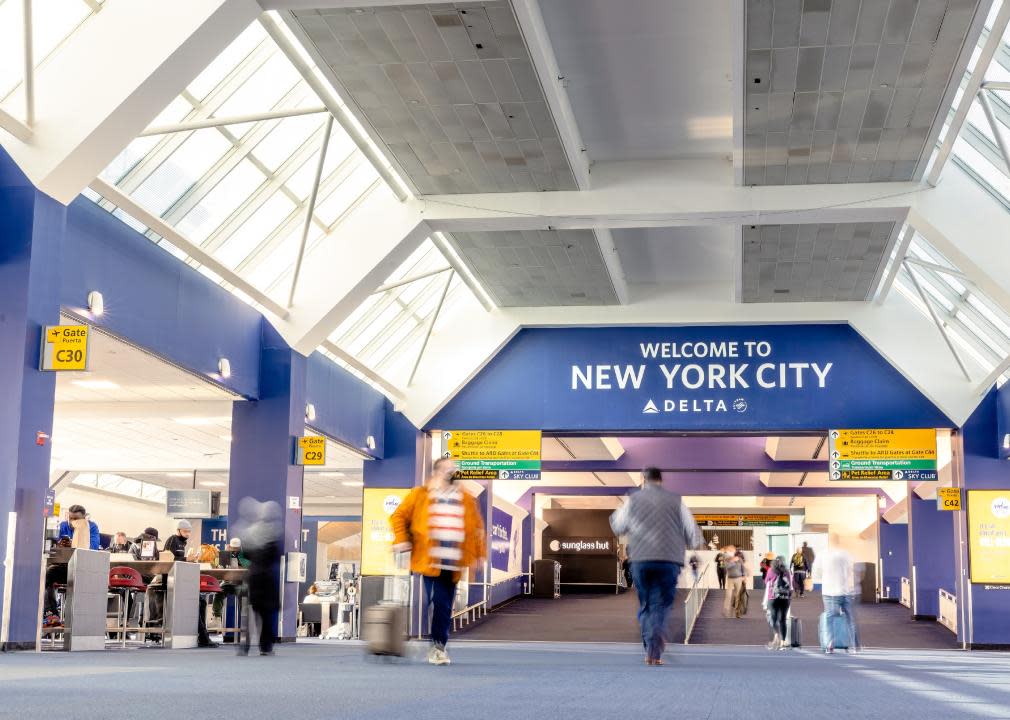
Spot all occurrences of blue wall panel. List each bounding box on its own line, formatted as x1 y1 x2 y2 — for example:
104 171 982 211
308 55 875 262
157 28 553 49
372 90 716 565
363 404 421 488
305 351 385 458
879 521 909 601
61 198 262 399
430 325 953 432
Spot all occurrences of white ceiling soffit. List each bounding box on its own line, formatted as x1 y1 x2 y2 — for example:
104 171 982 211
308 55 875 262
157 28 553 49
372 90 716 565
288 2 578 194
743 0 988 185
542 436 625 461
741 221 898 302
764 435 826 461
536 0 734 162
444 229 619 306
549 495 624 509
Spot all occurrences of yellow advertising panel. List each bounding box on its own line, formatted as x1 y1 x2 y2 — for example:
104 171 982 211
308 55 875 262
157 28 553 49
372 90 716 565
40 325 90 371
360 487 412 576
296 436 326 466
937 487 962 511
442 430 541 461
968 490 1010 584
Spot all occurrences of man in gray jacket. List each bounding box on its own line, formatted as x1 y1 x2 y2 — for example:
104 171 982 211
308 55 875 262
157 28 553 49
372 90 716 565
610 467 704 665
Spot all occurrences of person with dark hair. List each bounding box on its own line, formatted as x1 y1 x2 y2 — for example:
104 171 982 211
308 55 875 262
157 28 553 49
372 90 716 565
42 506 101 627
610 466 704 666
391 457 486 666
236 498 284 657
715 550 727 589
790 547 809 597
764 555 793 651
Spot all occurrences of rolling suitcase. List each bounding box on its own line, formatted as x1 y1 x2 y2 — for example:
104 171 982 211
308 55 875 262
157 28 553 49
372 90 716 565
818 611 848 651
787 615 802 648
363 554 409 657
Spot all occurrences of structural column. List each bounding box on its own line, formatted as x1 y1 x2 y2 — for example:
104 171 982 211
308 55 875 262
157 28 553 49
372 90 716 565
227 322 306 642
0 149 65 648
878 520 909 602
907 494 956 619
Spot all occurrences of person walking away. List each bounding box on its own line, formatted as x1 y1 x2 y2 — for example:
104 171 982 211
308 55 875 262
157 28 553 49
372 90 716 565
815 534 859 654
391 457 486 666
764 556 792 650
722 547 747 618
715 551 727 589
610 467 704 666
236 499 284 657
801 541 815 585
790 548 809 597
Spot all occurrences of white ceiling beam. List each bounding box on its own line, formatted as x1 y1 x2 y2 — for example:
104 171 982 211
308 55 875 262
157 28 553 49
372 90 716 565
54 401 235 421
731 0 745 185
511 0 591 190
594 229 630 305
139 106 326 136
1 0 261 204
421 159 920 232
873 224 914 305
259 0 432 8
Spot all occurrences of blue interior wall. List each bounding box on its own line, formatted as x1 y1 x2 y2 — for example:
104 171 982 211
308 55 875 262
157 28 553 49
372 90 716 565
363 404 422 488
305 351 385 458
961 388 1010 645
879 521 909 601
62 197 262 399
908 496 956 618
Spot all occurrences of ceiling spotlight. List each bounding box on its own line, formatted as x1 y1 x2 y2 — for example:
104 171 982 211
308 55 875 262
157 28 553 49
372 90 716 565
87 290 104 317
305 403 317 422
218 358 231 379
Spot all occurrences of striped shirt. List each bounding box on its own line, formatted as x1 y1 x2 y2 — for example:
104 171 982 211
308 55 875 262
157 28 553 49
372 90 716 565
428 487 465 571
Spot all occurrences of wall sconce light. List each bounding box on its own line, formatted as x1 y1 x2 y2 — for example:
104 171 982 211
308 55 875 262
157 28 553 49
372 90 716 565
87 290 104 316
366 435 376 450
305 403 317 422
218 358 231 379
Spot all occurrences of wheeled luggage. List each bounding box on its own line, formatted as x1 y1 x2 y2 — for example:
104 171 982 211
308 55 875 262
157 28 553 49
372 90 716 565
818 611 849 651
362 602 406 656
787 615 802 648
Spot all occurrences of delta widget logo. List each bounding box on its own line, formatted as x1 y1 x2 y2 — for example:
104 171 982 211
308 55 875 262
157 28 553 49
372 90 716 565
992 497 1010 519
732 398 748 413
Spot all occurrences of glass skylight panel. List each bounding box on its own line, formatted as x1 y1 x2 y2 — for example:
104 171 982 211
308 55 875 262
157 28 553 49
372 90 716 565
216 191 296 269
252 113 325 172
130 130 232 217
174 160 266 243
187 23 265 102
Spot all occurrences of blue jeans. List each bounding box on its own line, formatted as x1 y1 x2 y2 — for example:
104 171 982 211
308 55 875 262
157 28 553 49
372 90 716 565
822 594 861 649
631 561 681 660
423 570 457 648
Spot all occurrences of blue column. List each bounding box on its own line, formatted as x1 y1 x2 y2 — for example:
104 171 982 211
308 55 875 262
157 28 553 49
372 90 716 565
362 404 422 489
959 387 1010 647
878 520 908 601
908 495 955 619
227 321 305 641
0 150 65 648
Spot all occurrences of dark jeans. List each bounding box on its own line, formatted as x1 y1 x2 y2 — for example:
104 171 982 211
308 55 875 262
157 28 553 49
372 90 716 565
631 561 681 661
198 597 211 645
769 598 790 640
242 604 277 654
44 565 68 614
792 571 807 596
423 569 457 648
716 568 726 589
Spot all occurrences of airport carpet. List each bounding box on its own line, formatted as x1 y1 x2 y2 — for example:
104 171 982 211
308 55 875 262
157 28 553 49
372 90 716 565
456 590 687 643
4 641 1009 720
690 589 960 650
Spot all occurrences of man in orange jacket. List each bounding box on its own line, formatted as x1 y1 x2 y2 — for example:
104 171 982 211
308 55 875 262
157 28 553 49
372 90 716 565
391 457 486 665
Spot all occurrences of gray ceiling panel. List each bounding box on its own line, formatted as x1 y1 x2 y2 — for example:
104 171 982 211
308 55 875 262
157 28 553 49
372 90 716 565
293 2 578 194
446 229 619 306
744 0 985 185
741 221 897 302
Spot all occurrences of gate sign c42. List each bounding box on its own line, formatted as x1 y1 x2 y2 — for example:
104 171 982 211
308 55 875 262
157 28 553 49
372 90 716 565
827 428 938 481
40 325 90 371
296 436 326 466
441 430 541 480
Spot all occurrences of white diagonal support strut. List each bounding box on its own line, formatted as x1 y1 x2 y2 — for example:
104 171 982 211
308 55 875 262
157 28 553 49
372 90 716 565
22 0 35 127
927 1 1010 186
90 178 289 319
373 267 452 295
408 270 454 386
289 114 334 308
902 260 971 382
139 106 327 136
977 88 1010 174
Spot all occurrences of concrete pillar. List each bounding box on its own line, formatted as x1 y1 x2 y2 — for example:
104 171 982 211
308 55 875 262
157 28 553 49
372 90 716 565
227 322 306 641
0 148 65 648
908 495 956 619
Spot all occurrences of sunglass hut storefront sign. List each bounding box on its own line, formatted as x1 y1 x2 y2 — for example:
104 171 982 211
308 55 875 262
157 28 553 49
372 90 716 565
570 340 833 416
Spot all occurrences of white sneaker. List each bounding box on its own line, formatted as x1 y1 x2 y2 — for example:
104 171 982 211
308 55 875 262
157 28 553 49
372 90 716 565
426 646 439 664
430 647 451 665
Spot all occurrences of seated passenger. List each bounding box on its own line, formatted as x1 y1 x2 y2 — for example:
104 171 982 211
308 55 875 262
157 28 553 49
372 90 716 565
163 520 193 560
107 532 134 554
43 505 101 626
132 528 161 560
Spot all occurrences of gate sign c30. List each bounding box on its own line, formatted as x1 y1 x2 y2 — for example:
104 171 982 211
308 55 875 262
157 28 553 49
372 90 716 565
296 435 326 466
441 430 541 480
827 428 938 481
40 325 90 371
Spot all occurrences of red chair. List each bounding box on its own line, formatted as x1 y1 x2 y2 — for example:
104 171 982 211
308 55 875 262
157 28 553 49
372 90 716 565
109 566 146 646
200 575 222 594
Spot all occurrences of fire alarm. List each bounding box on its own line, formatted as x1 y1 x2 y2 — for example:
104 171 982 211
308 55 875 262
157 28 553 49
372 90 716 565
36 431 50 446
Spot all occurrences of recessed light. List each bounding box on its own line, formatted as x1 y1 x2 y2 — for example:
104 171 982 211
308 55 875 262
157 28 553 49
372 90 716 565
341 480 364 487
201 481 226 488
71 379 120 390
219 434 233 442
317 471 345 478
166 472 192 478
172 417 230 426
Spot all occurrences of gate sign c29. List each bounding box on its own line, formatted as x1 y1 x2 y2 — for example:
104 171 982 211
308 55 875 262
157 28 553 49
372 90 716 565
40 324 90 372
827 428 938 481
295 435 326 466
442 430 541 480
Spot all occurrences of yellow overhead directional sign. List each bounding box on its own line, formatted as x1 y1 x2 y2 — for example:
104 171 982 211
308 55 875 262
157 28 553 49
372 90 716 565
296 436 326 466
40 325 90 371
968 490 1010 584
442 430 541 461
830 428 937 460
937 487 962 511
